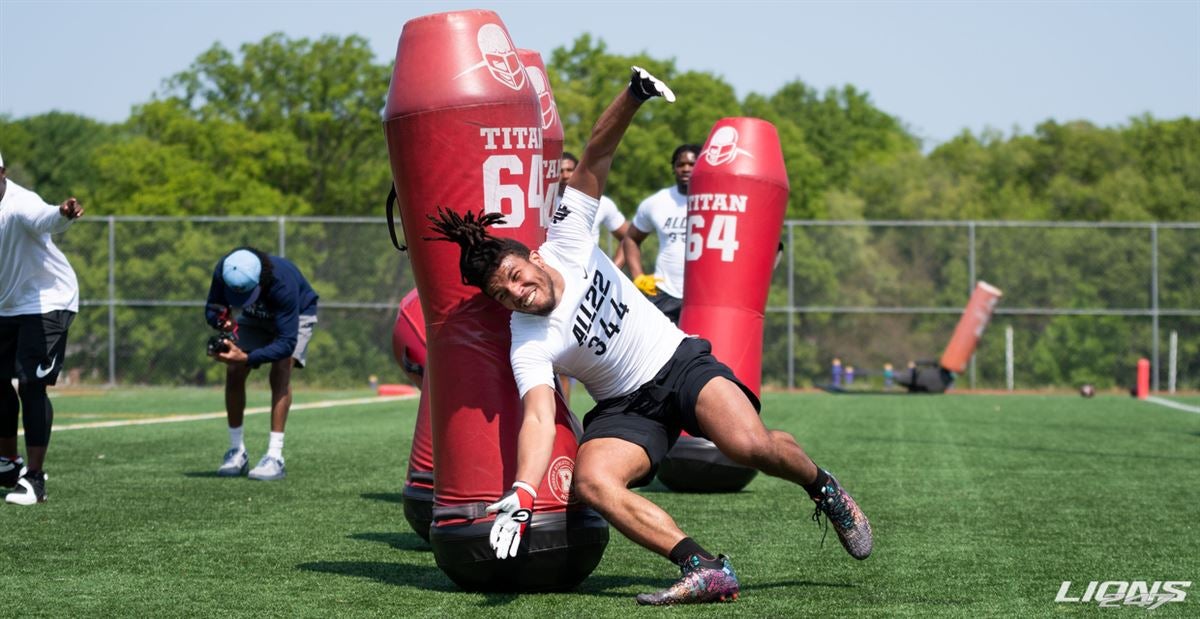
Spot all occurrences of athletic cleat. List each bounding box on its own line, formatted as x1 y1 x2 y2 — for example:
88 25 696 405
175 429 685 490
5 470 47 505
248 455 285 481
217 448 249 477
635 554 740 605
811 474 873 560
0 456 25 488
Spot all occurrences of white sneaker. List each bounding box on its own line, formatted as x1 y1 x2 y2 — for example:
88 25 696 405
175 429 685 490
217 448 249 477
5 470 47 505
248 455 286 481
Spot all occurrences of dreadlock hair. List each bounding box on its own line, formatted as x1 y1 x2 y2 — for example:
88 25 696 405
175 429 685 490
425 207 531 290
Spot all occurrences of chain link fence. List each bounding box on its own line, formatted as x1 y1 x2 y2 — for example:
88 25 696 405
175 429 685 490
52 217 1199 392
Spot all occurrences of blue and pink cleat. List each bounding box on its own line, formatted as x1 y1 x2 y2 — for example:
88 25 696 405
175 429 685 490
812 474 873 560
635 554 740 605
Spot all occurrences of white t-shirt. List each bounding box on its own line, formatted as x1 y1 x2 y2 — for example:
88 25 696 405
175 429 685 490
631 186 687 298
589 195 625 245
510 188 686 401
0 180 80 316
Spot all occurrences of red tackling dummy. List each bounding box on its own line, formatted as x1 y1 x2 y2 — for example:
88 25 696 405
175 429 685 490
659 118 790 493
392 288 426 386
516 49 563 226
939 281 1003 374
392 289 434 541
384 10 606 591
680 118 789 395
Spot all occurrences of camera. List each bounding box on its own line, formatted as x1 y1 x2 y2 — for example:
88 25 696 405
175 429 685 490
207 333 233 356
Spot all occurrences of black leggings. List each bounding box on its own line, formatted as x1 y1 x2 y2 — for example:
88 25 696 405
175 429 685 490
0 381 53 447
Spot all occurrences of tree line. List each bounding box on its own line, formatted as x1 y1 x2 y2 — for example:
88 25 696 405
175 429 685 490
2 33 1196 390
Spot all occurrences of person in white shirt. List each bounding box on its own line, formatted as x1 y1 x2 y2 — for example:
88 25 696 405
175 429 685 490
621 143 701 323
427 68 872 606
0 151 84 505
559 151 629 268
557 151 630 402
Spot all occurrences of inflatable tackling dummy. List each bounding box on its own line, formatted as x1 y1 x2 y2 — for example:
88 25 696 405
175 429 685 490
392 289 434 541
384 10 607 591
516 48 562 225
657 118 789 493
392 288 426 386
893 281 1003 393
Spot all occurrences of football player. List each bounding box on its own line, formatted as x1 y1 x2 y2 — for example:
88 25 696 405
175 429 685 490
621 142 701 324
427 68 873 605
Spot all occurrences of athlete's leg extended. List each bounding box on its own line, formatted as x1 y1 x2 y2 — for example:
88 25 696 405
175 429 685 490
694 377 873 560
574 438 685 557
576 436 741 605
693 377 819 485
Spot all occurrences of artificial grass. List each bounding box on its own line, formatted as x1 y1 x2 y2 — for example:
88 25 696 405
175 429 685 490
2 390 1197 617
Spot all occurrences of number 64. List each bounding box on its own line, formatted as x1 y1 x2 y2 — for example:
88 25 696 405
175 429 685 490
685 214 740 262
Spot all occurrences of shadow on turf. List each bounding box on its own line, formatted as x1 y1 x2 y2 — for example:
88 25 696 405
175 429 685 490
351 531 430 552
297 561 852 600
299 561 457 592
361 492 405 503
182 471 226 478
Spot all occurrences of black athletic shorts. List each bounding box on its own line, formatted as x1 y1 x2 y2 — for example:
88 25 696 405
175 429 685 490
580 337 760 487
644 291 682 325
0 310 76 385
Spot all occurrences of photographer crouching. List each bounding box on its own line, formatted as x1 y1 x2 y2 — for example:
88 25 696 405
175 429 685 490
205 248 318 481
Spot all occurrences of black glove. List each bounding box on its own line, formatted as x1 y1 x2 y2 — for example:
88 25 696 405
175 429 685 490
629 65 676 103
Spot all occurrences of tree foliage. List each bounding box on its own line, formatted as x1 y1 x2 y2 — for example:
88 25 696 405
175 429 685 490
4 32 1197 389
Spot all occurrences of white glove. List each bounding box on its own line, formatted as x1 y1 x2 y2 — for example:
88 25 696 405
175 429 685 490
629 66 676 103
486 481 537 559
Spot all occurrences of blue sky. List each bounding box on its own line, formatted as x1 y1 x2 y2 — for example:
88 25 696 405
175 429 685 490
1 0 1197 148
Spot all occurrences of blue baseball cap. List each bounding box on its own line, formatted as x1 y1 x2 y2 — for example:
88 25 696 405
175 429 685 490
222 249 262 307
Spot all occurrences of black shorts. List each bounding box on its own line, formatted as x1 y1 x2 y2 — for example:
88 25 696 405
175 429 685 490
0 310 76 385
644 291 682 325
580 337 760 487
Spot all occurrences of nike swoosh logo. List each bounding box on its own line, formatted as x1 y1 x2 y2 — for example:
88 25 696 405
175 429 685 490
35 356 57 379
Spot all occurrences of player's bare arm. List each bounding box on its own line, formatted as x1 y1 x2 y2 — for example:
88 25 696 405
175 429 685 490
569 67 674 201
623 226 650 279
512 384 558 494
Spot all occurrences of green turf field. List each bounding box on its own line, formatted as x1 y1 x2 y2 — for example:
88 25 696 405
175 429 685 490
3 389 1197 616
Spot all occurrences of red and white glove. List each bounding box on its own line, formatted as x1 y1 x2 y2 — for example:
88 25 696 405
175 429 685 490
487 481 536 559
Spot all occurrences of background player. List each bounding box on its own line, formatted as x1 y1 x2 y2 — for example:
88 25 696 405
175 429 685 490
621 143 700 323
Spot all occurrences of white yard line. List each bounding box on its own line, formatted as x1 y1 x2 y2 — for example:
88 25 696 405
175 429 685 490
1144 395 1200 415
23 394 417 435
